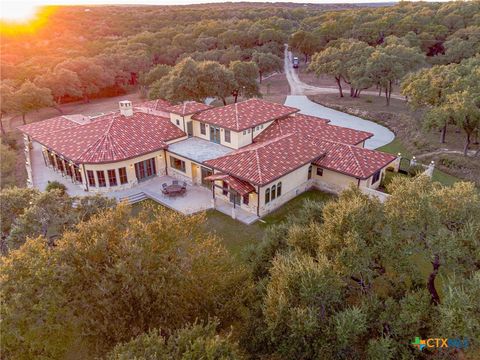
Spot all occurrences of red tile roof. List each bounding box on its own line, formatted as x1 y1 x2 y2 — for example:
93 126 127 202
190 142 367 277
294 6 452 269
205 133 326 186
168 101 213 116
136 99 173 112
19 111 185 164
255 114 372 145
204 173 256 195
314 141 396 179
192 98 299 131
18 116 79 139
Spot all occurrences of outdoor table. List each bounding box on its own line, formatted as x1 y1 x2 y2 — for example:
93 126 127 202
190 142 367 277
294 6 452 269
165 184 185 196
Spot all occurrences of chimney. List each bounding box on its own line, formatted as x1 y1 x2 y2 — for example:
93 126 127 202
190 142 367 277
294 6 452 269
119 100 133 117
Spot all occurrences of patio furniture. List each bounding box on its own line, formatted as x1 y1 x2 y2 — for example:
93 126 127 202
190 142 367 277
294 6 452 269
172 180 179 185
182 181 187 189
162 183 167 189
164 183 185 196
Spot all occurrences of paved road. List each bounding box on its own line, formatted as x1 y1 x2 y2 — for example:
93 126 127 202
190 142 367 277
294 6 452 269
283 45 395 149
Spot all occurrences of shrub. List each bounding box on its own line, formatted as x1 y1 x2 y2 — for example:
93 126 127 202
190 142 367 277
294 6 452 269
408 164 425 177
45 181 67 194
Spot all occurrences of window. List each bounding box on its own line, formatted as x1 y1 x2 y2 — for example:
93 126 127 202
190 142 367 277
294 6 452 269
277 182 282 197
108 169 117 186
57 157 64 172
256 126 259 131
65 163 73 177
271 185 276 200
308 165 312 180
119 167 128 184
74 166 82 183
135 158 156 181
265 188 270 204
222 181 228 196
170 156 186 172
243 193 249 205
372 170 381 184
87 170 96 187
224 129 231 143
316 167 323 176
176 119 180 126
97 170 106 187
200 122 206 135
243 130 246 135
47 151 55 167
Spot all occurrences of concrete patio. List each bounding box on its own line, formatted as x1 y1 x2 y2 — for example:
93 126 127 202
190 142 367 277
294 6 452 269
29 141 258 224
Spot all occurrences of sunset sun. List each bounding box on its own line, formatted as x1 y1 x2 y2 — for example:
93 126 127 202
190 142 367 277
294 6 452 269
0 2 55 35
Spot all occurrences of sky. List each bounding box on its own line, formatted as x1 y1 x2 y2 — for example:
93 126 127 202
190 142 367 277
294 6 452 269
0 0 453 22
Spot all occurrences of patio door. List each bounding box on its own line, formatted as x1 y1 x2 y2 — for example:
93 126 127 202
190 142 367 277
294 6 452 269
229 192 241 206
210 125 221 144
134 158 156 182
201 167 213 188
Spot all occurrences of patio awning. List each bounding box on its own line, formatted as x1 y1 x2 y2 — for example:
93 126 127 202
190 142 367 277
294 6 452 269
205 173 256 195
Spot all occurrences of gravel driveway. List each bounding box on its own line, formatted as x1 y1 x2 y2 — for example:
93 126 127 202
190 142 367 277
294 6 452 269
283 45 395 149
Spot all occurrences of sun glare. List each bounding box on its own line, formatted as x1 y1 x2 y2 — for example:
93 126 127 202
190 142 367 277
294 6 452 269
0 3 55 35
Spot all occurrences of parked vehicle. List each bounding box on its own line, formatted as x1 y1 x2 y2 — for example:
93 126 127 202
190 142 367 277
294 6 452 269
293 56 299 68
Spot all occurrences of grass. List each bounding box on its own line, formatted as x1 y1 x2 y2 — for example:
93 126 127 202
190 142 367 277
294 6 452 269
131 190 334 260
377 138 410 158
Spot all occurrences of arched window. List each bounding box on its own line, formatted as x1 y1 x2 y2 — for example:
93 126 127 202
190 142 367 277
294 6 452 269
265 188 270 204
277 182 282 197
271 185 276 200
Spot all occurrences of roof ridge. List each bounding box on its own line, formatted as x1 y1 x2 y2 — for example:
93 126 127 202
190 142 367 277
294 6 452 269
254 149 263 184
347 144 366 178
76 115 118 161
235 103 239 129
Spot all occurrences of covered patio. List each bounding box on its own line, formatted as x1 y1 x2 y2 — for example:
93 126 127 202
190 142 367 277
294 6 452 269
29 141 258 224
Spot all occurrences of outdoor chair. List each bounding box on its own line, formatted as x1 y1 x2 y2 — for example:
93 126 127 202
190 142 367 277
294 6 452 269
162 183 167 189
173 180 179 185
182 181 187 189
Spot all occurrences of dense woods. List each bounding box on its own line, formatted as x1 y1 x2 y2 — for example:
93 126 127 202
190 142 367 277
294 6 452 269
1 2 480 359
2 177 479 359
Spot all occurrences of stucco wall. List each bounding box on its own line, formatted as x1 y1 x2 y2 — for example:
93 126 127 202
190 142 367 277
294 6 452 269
83 150 167 192
258 163 312 217
191 119 274 150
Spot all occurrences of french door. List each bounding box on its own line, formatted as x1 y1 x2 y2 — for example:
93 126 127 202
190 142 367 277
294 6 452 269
210 125 221 144
134 158 156 182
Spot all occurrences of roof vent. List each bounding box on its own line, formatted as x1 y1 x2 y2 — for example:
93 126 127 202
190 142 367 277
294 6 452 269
119 100 133 117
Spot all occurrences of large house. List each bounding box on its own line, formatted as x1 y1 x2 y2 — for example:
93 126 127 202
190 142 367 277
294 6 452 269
18 98 397 222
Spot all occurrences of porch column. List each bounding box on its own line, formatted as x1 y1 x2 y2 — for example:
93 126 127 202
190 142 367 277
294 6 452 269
211 183 216 208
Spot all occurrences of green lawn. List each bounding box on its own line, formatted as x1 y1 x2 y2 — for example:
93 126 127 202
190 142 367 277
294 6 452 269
132 190 334 260
378 139 460 187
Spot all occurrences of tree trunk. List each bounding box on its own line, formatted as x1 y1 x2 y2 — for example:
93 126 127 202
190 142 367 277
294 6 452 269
221 97 227 106
335 76 343 98
378 86 382 97
304 53 308 63
463 131 471 156
427 254 441 305
22 113 26 125
440 124 447 143
233 92 238 103
350 87 355 97
385 81 392 106
259 72 262 84
0 113 5 136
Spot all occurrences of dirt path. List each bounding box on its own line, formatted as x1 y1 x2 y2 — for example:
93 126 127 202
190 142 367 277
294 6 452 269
416 149 479 158
284 45 405 100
